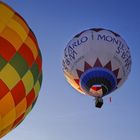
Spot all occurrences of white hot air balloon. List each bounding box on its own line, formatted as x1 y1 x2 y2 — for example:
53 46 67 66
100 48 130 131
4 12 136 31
62 28 132 108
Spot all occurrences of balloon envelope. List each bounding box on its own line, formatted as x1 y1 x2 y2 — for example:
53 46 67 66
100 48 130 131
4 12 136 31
62 28 131 98
0 2 42 137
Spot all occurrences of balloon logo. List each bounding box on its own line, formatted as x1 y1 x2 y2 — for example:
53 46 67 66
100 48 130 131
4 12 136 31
62 28 131 108
0 2 42 137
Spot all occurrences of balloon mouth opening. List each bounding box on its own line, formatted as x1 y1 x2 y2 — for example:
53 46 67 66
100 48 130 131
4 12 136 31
79 67 117 97
88 84 108 97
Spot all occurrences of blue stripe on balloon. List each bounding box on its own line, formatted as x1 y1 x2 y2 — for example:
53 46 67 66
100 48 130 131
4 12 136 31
80 67 117 93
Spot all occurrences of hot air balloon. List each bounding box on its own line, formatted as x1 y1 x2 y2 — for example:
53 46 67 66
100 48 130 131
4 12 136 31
0 2 42 137
62 28 131 108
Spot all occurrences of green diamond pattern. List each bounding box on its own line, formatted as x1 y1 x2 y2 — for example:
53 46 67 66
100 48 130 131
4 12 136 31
0 56 7 70
30 62 39 84
9 52 28 78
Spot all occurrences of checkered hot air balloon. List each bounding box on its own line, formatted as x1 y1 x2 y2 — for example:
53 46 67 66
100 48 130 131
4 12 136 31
62 28 131 108
0 2 42 137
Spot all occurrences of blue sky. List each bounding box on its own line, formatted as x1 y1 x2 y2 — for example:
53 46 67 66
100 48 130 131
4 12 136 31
1 0 140 140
